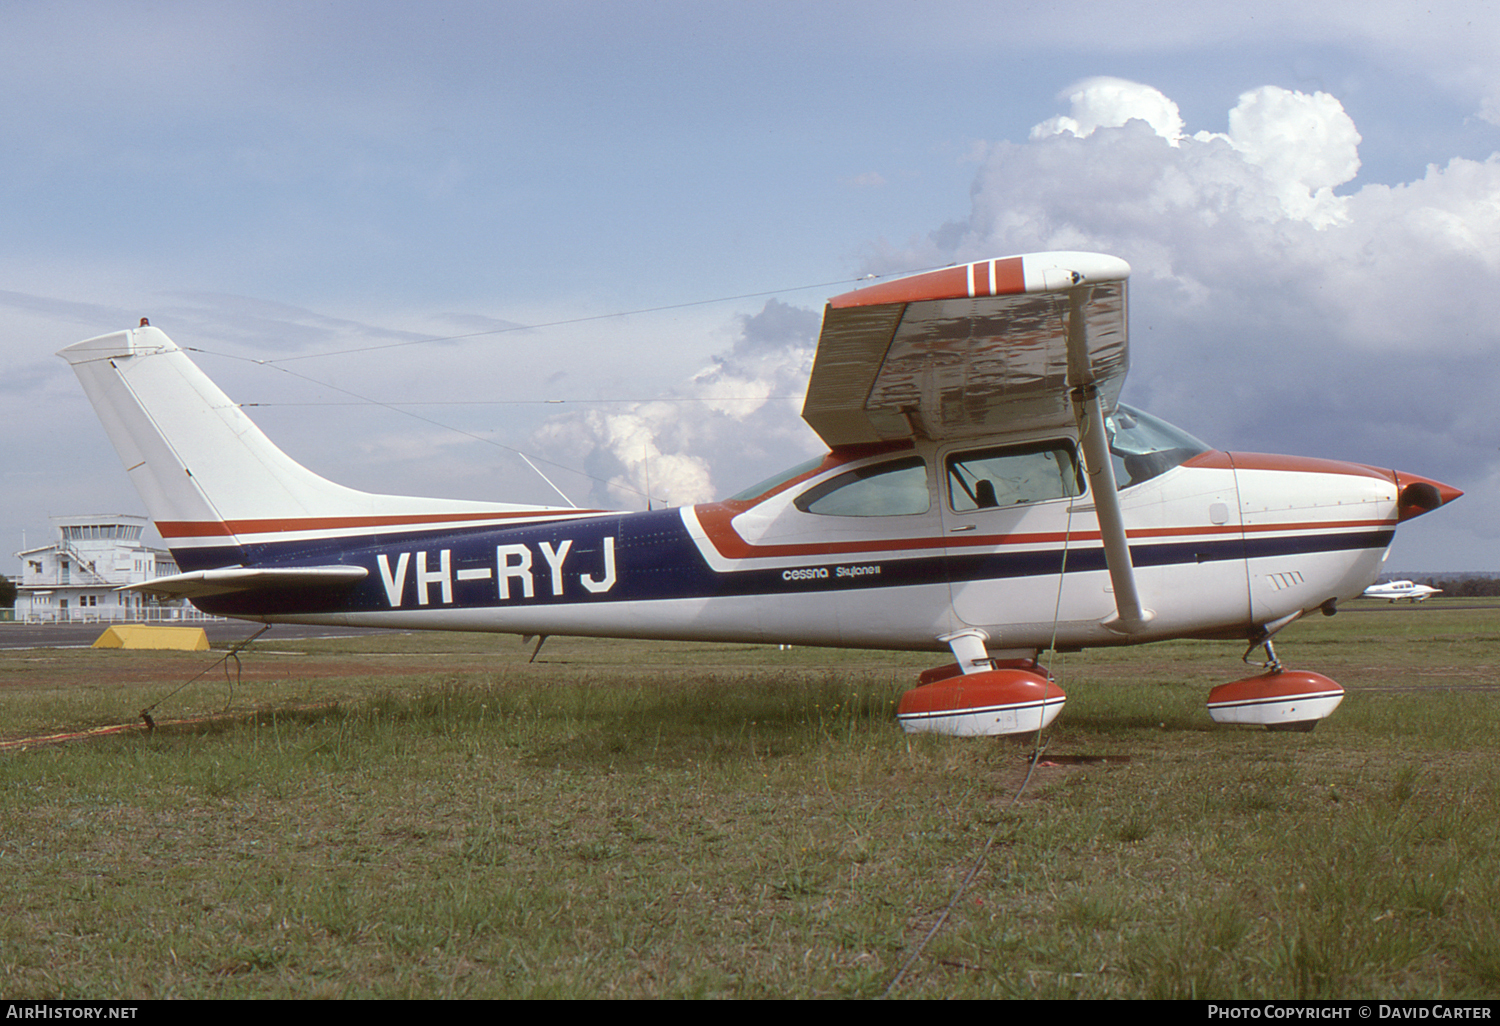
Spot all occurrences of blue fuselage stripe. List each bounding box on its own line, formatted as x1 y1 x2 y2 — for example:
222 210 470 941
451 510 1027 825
179 511 1394 617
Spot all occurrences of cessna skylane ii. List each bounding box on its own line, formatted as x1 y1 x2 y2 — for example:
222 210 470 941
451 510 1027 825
61 252 1460 735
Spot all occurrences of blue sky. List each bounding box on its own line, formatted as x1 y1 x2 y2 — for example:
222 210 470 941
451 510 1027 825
5 0 1499 573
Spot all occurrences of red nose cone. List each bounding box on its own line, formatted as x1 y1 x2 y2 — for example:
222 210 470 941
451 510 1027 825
1394 471 1462 521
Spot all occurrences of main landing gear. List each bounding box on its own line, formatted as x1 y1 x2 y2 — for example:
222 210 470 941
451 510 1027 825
896 629 1065 737
896 629 1346 736
1205 636 1345 733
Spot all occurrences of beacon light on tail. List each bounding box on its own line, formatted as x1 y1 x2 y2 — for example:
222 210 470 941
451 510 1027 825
60 251 1460 737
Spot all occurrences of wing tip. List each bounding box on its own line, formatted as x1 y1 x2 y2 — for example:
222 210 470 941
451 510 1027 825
829 251 1130 309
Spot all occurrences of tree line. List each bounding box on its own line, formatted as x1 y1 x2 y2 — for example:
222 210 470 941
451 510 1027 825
1415 576 1500 598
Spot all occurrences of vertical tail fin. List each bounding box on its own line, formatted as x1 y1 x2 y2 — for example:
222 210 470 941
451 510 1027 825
60 326 378 529
60 326 565 569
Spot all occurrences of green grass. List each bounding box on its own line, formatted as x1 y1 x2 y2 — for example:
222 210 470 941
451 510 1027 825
1 602 1498 998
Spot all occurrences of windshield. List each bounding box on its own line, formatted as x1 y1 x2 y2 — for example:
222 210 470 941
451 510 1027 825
1105 403 1211 488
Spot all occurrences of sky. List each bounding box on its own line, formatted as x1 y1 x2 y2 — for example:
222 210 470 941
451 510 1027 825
5 0 1499 573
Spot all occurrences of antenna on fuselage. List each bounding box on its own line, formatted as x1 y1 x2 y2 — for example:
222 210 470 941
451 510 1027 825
517 452 577 508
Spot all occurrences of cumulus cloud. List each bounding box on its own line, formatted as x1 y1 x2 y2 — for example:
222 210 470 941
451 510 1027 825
1031 77 1187 145
887 78 1500 565
1214 86 1362 226
1031 79 1362 227
530 299 821 509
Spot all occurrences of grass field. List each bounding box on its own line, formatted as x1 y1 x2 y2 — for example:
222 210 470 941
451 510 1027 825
2 601 1498 999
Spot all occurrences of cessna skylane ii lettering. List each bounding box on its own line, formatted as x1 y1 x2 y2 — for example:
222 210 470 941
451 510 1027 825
61 252 1460 735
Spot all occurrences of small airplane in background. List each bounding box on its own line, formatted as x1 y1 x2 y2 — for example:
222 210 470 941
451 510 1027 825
60 251 1460 736
1362 580 1442 602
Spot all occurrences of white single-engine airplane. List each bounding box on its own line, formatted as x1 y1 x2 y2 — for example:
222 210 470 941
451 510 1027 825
62 252 1460 735
1362 580 1442 602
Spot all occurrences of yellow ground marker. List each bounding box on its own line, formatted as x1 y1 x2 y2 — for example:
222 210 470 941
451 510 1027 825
92 624 210 651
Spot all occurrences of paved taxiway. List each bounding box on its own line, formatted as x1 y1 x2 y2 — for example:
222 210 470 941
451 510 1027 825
0 622 403 650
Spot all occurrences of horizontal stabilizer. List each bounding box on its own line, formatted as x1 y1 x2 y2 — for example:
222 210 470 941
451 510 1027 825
123 565 369 600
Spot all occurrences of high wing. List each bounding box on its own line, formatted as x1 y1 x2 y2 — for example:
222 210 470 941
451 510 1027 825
802 251 1130 449
801 251 1149 631
123 565 369 601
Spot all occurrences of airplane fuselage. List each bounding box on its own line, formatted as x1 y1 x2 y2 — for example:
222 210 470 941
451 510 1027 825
179 437 1409 656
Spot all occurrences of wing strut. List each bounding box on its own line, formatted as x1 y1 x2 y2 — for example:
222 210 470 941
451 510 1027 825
1066 287 1153 633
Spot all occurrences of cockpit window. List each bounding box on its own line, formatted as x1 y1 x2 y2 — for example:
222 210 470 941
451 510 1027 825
947 441 1083 512
1106 404 1211 488
794 456 930 517
725 456 828 503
